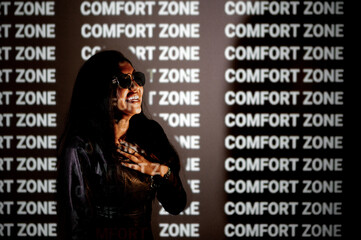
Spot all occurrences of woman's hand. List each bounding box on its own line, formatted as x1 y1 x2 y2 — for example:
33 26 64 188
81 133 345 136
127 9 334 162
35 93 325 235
116 141 168 177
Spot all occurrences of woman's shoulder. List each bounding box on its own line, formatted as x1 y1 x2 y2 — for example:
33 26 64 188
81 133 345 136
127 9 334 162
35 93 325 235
59 135 100 169
60 135 93 161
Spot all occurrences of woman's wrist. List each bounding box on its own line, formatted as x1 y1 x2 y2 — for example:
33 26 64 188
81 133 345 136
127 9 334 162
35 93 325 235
151 165 171 189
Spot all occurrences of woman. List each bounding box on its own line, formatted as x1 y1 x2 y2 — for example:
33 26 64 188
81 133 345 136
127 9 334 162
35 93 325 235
57 50 187 240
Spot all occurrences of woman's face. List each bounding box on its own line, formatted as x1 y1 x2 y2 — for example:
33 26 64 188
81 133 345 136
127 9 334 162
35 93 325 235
115 61 144 117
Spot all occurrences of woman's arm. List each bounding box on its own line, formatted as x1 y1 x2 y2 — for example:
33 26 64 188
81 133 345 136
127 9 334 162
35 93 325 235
153 163 187 215
119 120 187 215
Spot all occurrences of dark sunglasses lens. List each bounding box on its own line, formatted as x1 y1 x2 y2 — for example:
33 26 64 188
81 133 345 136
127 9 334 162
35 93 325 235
133 72 146 86
117 74 132 88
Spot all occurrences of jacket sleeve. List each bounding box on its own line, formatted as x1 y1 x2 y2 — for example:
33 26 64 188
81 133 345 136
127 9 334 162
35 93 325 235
155 167 187 215
149 121 187 215
57 143 93 240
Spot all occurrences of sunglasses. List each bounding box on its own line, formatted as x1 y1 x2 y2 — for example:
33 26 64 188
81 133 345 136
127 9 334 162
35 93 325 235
112 71 146 89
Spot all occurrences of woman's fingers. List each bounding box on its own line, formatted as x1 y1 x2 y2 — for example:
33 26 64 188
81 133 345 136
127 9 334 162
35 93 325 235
116 141 163 176
119 152 162 176
117 139 147 156
118 140 137 150
119 150 142 163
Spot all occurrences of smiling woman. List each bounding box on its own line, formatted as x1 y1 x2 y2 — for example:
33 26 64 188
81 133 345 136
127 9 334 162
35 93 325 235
56 50 187 240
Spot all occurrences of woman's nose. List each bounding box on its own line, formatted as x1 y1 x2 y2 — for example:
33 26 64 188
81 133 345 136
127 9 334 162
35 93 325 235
128 79 139 91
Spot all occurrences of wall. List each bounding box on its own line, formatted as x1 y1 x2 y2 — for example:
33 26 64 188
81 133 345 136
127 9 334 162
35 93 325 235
0 0 351 239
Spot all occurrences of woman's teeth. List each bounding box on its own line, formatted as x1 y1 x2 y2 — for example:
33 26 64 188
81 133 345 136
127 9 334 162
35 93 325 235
126 95 139 102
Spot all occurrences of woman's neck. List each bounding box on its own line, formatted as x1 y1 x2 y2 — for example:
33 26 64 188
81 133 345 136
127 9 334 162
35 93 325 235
114 116 131 143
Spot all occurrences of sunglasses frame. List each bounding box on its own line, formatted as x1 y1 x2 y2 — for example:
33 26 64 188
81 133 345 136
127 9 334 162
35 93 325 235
112 71 145 89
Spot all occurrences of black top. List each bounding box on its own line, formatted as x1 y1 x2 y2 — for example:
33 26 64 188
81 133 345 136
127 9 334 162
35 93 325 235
57 119 187 240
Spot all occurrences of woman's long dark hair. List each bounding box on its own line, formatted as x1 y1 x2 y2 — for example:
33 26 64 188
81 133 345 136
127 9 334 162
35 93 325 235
58 50 140 158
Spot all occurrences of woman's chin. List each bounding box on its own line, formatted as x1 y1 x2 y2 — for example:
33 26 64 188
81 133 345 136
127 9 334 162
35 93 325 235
120 105 142 117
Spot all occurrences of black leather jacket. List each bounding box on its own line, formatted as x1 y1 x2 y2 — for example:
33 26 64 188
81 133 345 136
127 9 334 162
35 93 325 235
57 120 187 240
